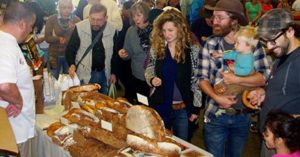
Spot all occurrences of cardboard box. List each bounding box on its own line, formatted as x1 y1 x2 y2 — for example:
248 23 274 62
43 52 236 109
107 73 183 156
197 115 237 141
0 107 18 154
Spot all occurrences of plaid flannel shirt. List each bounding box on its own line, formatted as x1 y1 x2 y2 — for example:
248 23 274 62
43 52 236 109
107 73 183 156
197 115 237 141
197 36 271 122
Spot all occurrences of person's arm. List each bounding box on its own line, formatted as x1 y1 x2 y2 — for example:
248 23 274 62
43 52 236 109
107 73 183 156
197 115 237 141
0 83 23 107
199 80 237 109
198 43 237 109
44 15 60 44
222 44 270 87
110 31 119 84
144 48 158 87
223 51 238 60
65 27 80 78
247 87 265 106
120 27 133 60
233 54 254 76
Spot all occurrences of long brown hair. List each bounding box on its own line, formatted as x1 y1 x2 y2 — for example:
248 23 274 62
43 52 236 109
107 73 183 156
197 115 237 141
151 9 195 63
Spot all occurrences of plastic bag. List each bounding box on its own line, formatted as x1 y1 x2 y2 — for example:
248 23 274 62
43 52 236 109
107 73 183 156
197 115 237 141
57 73 80 91
43 68 59 104
108 83 117 99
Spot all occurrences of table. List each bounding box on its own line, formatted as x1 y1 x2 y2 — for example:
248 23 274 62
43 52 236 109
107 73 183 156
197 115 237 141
33 104 213 157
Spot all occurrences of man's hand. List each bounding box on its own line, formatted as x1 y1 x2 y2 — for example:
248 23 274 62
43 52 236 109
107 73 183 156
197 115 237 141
189 114 198 122
68 64 76 79
6 104 22 118
109 74 117 84
151 77 162 87
215 95 238 109
212 51 223 58
59 37 66 44
118 49 128 58
247 88 265 107
222 71 239 85
228 64 234 72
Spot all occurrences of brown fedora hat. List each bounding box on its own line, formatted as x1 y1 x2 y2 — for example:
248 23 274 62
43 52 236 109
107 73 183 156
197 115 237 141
213 0 248 26
199 0 217 18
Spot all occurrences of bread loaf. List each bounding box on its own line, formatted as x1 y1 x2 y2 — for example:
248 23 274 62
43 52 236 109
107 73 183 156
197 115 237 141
47 122 64 137
126 105 167 141
60 108 99 127
62 84 101 110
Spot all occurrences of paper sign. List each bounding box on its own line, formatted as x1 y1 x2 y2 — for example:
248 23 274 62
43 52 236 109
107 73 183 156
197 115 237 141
101 120 112 132
137 93 149 106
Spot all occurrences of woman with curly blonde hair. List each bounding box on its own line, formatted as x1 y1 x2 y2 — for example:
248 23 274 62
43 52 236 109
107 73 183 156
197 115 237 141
145 9 200 141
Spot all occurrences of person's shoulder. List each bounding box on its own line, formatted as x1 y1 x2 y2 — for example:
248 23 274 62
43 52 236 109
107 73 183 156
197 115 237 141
126 26 138 33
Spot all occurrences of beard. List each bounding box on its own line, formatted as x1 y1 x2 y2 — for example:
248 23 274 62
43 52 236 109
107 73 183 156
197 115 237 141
269 38 289 58
213 23 232 37
91 25 101 31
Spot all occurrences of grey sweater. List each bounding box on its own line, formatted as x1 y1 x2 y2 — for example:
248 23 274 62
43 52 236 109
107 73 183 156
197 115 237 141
123 26 148 81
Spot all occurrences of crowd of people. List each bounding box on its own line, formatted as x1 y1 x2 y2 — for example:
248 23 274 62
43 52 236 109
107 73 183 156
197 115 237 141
1 0 300 157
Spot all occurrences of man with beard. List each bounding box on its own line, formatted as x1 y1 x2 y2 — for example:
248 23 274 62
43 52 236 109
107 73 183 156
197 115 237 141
247 9 300 157
197 0 271 156
66 4 118 94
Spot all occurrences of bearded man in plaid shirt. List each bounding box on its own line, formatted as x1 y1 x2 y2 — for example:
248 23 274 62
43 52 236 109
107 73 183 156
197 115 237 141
197 0 270 156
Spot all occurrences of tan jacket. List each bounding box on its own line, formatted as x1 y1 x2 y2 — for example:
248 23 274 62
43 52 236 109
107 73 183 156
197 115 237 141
75 19 116 83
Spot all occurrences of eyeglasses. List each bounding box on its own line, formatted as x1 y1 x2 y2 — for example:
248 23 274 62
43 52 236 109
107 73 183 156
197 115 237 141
260 30 286 48
211 15 231 22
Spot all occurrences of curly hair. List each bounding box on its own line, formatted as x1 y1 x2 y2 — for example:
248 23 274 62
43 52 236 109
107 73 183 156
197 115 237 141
151 9 195 63
265 111 300 153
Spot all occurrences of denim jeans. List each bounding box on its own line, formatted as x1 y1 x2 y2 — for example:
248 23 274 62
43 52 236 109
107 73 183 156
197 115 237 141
204 113 251 157
52 55 69 79
160 108 189 141
89 70 108 94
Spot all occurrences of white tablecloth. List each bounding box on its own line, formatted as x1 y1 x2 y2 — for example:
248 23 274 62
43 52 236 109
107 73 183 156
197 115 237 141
34 127 71 157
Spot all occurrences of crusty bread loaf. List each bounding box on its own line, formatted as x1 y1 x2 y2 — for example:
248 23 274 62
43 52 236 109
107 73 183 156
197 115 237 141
82 126 128 149
60 108 99 127
127 134 181 157
126 105 167 141
62 84 101 110
51 124 78 149
126 105 184 157
47 122 64 137
69 138 118 157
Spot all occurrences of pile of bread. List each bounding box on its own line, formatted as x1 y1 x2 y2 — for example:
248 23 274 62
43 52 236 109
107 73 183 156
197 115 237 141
46 84 184 157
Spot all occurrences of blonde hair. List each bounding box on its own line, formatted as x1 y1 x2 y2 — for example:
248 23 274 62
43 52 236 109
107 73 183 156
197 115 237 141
235 26 259 48
151 9 195 63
